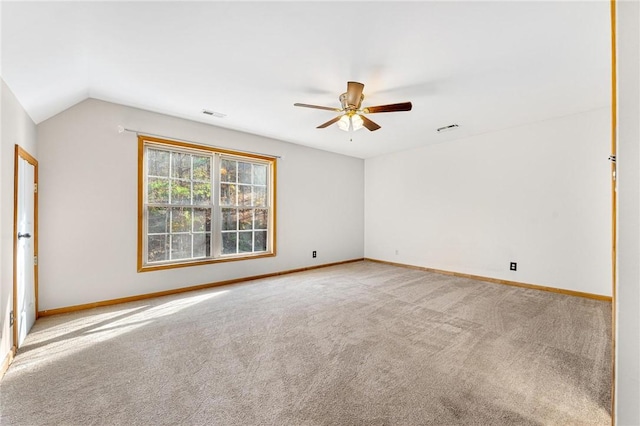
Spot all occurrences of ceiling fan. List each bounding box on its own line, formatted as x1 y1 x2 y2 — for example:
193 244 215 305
294 81 412 132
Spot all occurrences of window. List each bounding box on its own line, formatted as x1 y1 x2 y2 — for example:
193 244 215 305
138 136 276 271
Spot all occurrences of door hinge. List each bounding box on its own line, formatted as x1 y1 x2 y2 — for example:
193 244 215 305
609 156 617 181
9 311 14 326
34 255 38 266
34 183 38 193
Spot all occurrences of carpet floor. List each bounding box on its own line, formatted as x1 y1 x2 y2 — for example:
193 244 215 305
0 261 611 425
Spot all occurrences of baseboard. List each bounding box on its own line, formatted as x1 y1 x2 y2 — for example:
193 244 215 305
1 347 16 381
38 258 365 317
36 256 610 317
365 258 612 302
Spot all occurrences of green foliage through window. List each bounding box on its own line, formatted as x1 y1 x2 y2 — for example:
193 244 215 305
141 139 274 270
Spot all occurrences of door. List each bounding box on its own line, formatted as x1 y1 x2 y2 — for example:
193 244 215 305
13 145 38 349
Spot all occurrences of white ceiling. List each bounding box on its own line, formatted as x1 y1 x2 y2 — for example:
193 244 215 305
1 1 611 159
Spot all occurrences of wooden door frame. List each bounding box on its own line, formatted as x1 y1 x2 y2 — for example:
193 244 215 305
610 1 617 424
12 145 39 352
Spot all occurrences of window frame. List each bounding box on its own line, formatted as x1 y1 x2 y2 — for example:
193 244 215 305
137 135 276 272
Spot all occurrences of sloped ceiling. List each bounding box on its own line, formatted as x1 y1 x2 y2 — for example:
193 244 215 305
1 1 610 158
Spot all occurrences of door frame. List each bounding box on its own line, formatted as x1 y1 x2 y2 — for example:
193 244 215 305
12 145 39 352
609 0 617 423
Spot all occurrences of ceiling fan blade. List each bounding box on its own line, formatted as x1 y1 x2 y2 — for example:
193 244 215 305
363 102 413 114
346 81 365 108
317 115 343 129
360 115 381 131
294 103 341 112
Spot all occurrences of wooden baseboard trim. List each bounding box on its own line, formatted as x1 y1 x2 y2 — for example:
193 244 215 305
38 258 364 317
365 258 612 302
1 347 16 381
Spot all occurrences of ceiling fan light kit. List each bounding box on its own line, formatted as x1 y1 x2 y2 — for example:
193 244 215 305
295 81 412 132
337 113 364 132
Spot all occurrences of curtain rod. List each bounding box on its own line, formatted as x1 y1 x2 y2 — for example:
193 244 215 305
117 126 282 159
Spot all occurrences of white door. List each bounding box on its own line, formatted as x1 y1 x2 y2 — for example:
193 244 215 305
16 152 37 347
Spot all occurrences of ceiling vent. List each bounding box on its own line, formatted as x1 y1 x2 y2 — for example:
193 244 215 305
437 124 459 133
202 109 226 118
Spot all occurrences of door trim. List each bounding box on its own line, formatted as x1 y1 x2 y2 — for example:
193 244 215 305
12 145 39 352
609 0 617 423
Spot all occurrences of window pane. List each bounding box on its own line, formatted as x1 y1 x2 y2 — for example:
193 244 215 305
222 232 237 255
171 208 191 232
239 231 253 253
221 159 236 183
171 234 191 260
193 182 211 205
222 208 237 231
142 140 273 268
193 233 211 258
254 186 266 207
192 155 210 181
193 208 211 232
239 209 252 230
239 185 252 206
148 149 170 177
238 162 252 184
171 180 191 204
148 235 168 262
148 207 169 233
255 209 268 230
172 152 191 179
148 177 169 203
220 184 236 206
255 231 267 252
253 164 267 185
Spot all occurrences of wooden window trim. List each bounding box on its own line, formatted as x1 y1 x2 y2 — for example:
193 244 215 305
137 135 277 272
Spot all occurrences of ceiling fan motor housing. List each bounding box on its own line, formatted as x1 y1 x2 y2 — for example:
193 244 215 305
339 92 364 112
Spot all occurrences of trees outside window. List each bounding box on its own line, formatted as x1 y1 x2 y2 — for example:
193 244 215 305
138 136 275 271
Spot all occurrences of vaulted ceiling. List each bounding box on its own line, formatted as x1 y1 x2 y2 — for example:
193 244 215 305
1 1 610 158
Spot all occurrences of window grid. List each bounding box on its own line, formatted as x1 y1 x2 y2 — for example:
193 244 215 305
140 138 274 271
145 147 214 264
219 157 269 257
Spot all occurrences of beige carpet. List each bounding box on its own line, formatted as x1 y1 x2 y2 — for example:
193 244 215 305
0 261 611 425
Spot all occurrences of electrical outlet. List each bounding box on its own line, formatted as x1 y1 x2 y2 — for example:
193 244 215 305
510 262 517 271
312 251 317 258
9 311 14 326
395 249 399 255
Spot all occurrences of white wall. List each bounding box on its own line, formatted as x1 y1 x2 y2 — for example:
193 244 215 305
615 0 640 423
365 108 611 297
36 99 364 311
0 78 37 366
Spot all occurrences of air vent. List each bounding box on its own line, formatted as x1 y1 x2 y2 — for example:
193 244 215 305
437 124 459 133
202 109 226 118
